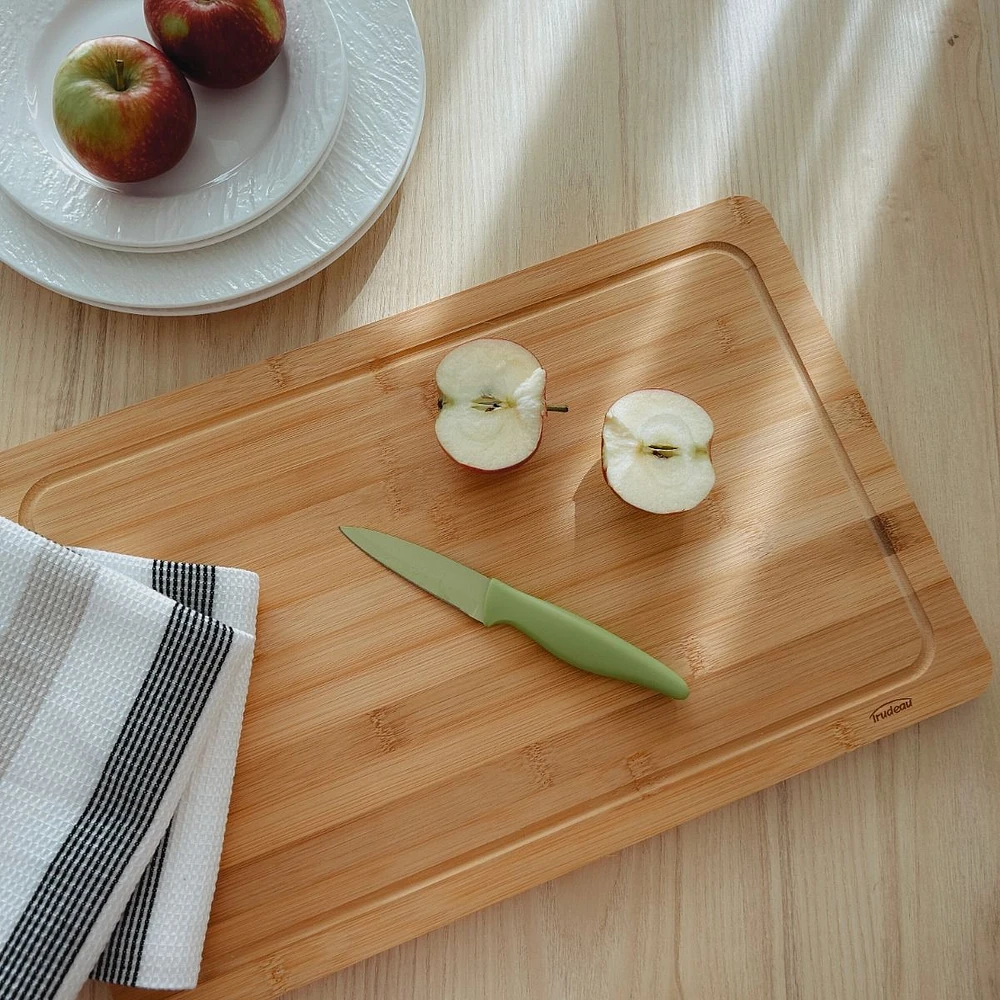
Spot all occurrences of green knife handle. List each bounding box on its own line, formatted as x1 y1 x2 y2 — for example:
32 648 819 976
481 579 689 700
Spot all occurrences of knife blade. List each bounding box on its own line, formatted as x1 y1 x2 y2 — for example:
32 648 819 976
340 526 689 700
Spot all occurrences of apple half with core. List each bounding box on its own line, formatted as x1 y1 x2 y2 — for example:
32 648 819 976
52 36 196 183
145 0 287 89
602 389 715 513
435 339 568 471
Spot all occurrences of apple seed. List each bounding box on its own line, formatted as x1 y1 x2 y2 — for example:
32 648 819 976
646 445 680 458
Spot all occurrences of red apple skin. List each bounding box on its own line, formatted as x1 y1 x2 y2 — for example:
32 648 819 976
145 0 286 89
52 36 196 183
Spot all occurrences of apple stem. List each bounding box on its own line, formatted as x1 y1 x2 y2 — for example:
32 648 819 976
114 58 126 91
545 405 569 413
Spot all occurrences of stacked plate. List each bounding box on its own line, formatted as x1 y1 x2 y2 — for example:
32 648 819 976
0 0 425 315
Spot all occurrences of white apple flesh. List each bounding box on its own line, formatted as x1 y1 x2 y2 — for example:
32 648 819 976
602 389 715 513
435 339 556 471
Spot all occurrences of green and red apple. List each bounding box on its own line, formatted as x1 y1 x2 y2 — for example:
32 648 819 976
435 339 567 471
602 389 715 513
145 0 287 89
52 36 196 183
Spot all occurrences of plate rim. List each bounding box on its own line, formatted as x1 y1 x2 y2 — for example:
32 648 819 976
70 96 424 314
61 104 346 256
0 0 425 310
0 0 349 249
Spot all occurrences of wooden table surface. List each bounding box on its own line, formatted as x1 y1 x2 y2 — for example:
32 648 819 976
1 0 995 997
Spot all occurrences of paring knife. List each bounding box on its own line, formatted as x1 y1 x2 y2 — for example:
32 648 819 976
340 526 689 700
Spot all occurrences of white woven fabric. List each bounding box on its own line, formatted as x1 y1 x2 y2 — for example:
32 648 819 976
0 518 259 1000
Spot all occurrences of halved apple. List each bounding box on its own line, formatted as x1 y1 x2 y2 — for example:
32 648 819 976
602 389 715 513
435 339 565 471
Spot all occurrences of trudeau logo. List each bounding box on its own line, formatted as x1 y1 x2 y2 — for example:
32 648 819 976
870 698 912 723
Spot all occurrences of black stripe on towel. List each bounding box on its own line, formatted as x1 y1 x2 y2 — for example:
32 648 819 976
0 600 232 1000
93 561 217 986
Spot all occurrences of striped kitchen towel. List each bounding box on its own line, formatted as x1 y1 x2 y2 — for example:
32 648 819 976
0 516 259 1000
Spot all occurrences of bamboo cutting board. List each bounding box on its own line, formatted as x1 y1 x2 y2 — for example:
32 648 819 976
0 198 990 1000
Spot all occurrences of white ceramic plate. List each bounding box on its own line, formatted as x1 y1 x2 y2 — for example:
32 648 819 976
71 121 421 315
0 0 424 311
0 0 348 251
62 112 343 255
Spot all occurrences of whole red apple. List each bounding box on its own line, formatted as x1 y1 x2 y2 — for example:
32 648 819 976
144 0 287 89
52 36 196 183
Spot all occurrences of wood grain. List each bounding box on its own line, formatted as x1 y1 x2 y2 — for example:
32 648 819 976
0 0 994 997
1 199 991 999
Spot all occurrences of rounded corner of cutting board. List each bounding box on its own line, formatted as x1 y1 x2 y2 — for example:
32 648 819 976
0 200 992 1000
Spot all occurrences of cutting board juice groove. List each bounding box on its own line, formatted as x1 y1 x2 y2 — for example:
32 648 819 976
0 198 988 1000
